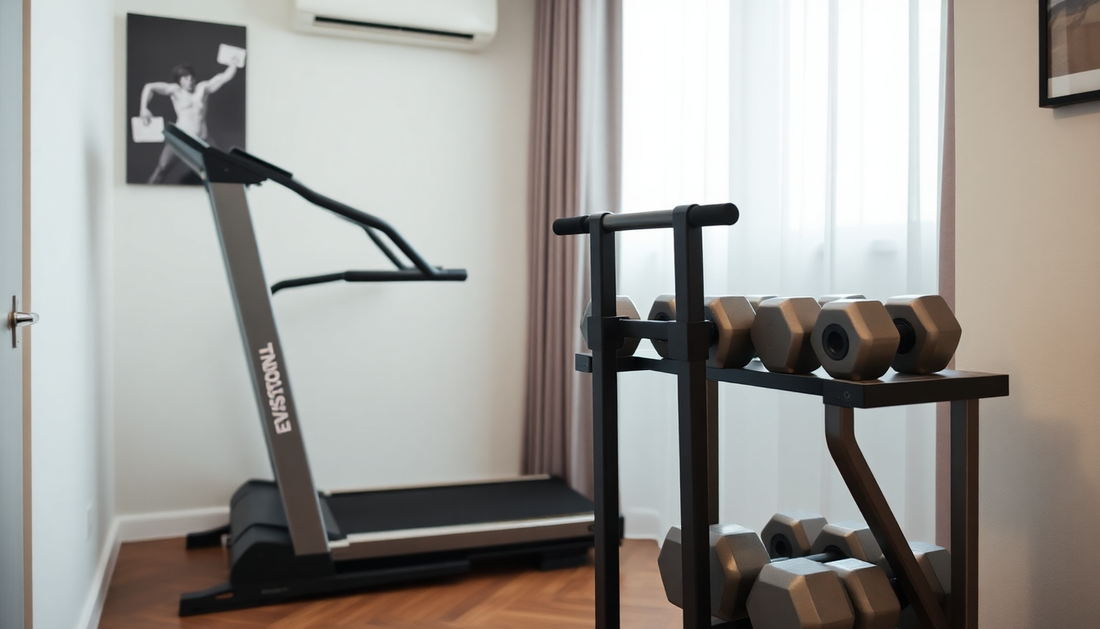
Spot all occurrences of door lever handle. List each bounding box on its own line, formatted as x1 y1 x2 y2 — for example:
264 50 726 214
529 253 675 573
9 296 38 348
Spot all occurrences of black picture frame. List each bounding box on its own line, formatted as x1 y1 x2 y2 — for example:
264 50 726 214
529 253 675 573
126 14 247 185
1040 0 1100 108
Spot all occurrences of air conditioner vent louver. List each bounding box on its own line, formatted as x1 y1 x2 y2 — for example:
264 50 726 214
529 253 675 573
313 17 476 42
294 0 496 51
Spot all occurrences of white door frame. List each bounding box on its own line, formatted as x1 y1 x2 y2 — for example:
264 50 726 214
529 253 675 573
0 1 29 628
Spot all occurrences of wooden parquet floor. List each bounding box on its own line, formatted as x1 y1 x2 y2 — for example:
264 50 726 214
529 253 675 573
98 538 683 628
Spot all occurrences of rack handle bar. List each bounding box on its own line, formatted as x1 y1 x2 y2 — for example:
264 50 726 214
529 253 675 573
552 203 738 236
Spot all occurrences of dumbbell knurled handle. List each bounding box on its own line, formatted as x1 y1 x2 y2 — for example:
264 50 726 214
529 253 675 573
770 550 846 565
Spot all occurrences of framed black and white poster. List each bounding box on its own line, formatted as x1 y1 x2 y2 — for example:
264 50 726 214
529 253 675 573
126 14 247 184
1040 0 1100 107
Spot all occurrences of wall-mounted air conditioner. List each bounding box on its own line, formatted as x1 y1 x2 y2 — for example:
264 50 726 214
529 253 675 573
293 0 497 51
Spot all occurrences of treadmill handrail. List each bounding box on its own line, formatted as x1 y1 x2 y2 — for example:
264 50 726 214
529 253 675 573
271 269 467 294
162 124 467 291
275 175 468 288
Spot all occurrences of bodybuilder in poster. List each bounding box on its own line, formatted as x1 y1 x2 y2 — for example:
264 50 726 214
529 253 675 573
138 46 245 184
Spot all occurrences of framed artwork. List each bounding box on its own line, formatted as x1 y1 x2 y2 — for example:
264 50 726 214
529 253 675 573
126 14 247 185
1040 0 1100 107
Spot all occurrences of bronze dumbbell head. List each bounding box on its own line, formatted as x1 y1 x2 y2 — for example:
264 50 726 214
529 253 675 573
824 558 901 629
761 510 828 559
885 295 962 374
657 524 770 621
746 559 855 629
751 297 822 374
580 296 642 357
812 299 900 381
705 296 756 369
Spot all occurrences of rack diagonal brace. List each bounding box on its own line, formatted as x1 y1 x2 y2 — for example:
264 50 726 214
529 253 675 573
824 405 950 629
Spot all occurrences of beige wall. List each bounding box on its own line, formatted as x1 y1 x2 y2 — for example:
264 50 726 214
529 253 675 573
956 1 1100 626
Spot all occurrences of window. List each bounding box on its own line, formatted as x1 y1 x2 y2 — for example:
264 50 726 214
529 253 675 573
618 0 946 543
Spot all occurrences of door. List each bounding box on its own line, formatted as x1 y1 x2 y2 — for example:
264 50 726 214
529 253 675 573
0 0 26 627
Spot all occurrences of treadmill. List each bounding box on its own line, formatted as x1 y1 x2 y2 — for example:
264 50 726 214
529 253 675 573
162 125 600 616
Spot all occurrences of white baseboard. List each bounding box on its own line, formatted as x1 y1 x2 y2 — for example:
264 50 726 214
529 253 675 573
76 507 230 629
76 518 119 629
116 506 229 543
622 507 662 542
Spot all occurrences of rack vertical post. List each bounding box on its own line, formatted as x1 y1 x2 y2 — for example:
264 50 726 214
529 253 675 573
670 206 715 629
587 213 621 629
559 204 740 629
951 399 980 629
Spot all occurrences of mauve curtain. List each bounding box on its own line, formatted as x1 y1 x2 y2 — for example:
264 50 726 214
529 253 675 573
523 0 621 497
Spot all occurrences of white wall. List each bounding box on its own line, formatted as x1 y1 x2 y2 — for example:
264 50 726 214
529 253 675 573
29 0 115 626
111 0 535 516
955 1 1100 627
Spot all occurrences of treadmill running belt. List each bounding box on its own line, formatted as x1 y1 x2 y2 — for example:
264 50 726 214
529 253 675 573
324 477 593 534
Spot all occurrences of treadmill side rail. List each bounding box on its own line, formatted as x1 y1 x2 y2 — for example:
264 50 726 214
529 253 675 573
330 514 595 561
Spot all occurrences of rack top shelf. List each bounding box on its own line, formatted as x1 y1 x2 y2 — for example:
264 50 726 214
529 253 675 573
574 354 1009 409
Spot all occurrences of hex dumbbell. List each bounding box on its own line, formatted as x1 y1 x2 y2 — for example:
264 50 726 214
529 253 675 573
746 295 866 375
647 294 757 368
760 510 828 559
760 540 950 629
658 518 897 627
811 295 962 380
751 294 962 379
762 512 950 629
748 556 898 629
750 297 823 374
763 513 888 574
751 514 900 629
657 523 771 621
885 295 962 374
579 295 641 357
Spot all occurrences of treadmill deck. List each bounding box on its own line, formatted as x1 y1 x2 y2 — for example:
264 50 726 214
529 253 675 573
323 476 596 561
325 476 593 531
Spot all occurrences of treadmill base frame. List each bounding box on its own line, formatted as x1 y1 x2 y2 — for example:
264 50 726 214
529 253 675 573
178 539 596 616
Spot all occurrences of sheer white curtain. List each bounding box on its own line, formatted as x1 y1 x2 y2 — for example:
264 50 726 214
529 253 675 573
618 0 946 546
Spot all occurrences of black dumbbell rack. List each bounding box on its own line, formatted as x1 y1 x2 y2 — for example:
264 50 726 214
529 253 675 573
553 205 1009 629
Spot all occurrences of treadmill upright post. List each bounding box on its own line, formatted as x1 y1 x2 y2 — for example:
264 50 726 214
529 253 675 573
204 181 331 559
